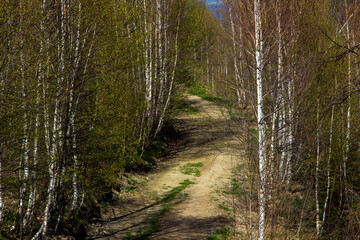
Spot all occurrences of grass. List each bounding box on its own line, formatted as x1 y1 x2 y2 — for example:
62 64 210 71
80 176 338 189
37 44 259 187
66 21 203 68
180 162 203 177
124 179 195 240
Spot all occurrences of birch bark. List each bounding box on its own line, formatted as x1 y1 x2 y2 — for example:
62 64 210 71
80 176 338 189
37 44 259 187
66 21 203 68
24 0 47 228
285 77 293 184
154 1 180 137
315 98 321 236
143 0 153 132
19 0 30 232
229 6 242 106
70 0 82 211
254 0 266 239
344 0 351 187
33 0 66 238
321 97 334 234
272 0 283 180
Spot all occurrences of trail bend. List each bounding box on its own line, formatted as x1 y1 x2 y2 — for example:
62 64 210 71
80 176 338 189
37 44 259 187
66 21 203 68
87 95 244 240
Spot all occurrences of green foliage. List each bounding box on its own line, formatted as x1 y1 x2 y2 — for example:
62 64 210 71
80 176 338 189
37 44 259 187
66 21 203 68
177 0 211 86
0 0 220 238
2 0 359 238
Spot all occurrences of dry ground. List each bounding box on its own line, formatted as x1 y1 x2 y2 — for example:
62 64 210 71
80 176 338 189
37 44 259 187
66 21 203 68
87 95 245 240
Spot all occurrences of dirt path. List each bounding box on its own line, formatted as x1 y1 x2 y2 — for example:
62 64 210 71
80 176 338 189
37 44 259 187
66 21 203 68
87 95 243 240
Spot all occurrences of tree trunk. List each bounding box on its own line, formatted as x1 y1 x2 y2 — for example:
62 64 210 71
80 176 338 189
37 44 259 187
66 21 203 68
254 0 266 239
315 98 321 236
344 0 351 189
229 6 242 106
154 1 181 137
143 0 153 133
33 0 66 237
19 0 30 233
321 98 334 234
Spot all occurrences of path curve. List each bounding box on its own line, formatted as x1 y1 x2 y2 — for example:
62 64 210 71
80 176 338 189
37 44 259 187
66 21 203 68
87 95 243 240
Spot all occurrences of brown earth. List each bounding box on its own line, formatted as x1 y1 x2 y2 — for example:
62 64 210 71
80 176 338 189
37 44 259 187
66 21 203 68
87 95 244 240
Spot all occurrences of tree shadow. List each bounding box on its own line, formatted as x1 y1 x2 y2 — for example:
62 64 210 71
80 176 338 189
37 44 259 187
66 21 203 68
152 214 229 240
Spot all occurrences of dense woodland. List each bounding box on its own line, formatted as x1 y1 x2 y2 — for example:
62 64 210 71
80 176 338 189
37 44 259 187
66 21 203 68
211 0 360 239
0 0 359 239
0 0 215 238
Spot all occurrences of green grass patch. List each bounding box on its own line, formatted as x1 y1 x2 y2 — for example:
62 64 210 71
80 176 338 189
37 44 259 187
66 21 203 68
180 162 203 177
125 179 195 240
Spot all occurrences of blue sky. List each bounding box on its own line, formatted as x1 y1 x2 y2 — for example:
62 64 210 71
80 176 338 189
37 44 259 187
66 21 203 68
204 0 221 7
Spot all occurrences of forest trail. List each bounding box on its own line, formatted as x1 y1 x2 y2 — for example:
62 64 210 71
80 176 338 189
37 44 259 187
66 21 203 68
87 95 244 240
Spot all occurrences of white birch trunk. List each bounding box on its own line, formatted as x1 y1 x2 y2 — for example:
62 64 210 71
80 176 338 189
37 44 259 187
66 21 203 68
206 36 210 86
344 0 351 184
285 77 293 184
321 101 334 234
24 0 47 227
229 6 243 106
315 99 321 236
70 0 82 211
272 0 283 176
154 5 181 137
254 0 266 239
146 3 153 130
279 73 287 180
33 0 66 237
279 106 286 173
225 58 228 83
33 95 60 239
163 0 168 92
270 0 282 198
19 0 30 230
143 0 153 132
23 59 41 229
155 0 164 122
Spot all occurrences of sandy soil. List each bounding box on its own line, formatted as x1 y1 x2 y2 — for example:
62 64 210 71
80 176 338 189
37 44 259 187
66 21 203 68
87 95 244 240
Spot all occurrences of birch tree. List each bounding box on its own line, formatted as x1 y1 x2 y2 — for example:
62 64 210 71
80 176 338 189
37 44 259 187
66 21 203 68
254 0 266 238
